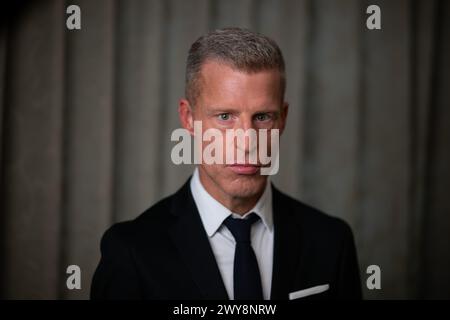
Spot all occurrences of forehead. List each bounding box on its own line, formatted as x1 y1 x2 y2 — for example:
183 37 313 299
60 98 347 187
197 61 282 108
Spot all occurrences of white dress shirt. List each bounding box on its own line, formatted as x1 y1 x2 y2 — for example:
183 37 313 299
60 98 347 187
190 168 274 300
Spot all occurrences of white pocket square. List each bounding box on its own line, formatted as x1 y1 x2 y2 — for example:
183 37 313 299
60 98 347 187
289 284 330 300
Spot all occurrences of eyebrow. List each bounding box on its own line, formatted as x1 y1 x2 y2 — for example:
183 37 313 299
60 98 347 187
205 107 238 113
204 106 280 114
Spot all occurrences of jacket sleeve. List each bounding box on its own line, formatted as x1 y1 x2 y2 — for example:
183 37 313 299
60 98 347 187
90 224 142 299
335 222 363 299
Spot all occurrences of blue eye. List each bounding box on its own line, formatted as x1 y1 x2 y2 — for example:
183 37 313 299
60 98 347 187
255 113 270 121
218 113 231 121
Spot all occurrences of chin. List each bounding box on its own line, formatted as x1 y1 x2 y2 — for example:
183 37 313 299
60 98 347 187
222 173 267 199
199 165 268 200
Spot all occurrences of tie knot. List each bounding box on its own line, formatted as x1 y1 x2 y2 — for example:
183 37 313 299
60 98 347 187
223 213 260 243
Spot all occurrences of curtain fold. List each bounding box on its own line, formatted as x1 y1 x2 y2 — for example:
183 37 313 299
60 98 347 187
1 0 449 299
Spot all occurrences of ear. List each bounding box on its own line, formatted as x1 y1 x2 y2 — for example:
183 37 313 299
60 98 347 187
178 99 194 135
279 101 289 135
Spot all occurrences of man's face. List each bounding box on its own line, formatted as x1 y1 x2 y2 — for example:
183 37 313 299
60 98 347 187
180 61 287 203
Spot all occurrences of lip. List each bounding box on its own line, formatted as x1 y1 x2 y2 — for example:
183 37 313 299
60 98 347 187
227 164 260 175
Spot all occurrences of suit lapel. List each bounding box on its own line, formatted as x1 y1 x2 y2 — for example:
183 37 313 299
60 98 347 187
167 180 303 300
168 180 229 299
270 185 303 300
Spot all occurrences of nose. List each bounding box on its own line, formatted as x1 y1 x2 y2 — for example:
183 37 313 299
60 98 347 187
235 115 257 154
237 115 254 132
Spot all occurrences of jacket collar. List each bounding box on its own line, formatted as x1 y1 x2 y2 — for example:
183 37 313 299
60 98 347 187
169 178 229 299
168 177 302 300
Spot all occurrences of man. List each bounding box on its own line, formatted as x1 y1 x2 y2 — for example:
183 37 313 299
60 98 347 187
91 28 362 300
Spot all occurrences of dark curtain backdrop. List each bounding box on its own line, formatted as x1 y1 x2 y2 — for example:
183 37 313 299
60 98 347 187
1 0 449 299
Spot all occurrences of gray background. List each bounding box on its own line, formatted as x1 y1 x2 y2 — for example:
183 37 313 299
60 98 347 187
1 0 449 299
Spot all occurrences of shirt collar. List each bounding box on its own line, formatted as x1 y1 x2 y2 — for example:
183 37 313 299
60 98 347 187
190 167 273 237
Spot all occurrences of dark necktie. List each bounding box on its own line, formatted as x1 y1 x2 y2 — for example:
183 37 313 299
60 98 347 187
223 213 263 300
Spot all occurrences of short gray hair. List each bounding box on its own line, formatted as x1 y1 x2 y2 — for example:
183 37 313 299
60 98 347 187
185 27 286 105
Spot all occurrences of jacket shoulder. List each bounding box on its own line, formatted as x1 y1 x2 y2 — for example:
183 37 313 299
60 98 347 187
273 186 354 239
102 192 177 247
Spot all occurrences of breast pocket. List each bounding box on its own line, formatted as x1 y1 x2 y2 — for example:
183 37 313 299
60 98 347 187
289 284 330 300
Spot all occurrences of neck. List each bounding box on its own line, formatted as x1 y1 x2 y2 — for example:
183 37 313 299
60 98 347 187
198 168 266 215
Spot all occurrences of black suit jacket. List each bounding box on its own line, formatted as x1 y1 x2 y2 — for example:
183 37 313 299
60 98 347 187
91 178 362 300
